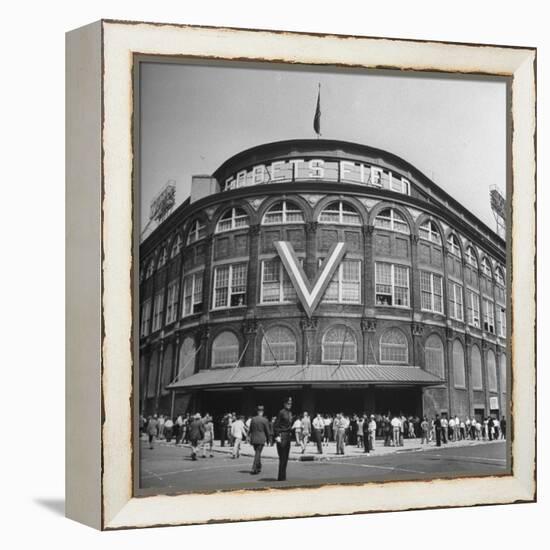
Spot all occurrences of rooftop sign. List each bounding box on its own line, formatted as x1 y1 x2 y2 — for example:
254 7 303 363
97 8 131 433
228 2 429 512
223 158 411 195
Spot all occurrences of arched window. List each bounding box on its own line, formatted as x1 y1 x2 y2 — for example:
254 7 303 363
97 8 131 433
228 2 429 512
465 246 478 268
145 258 155 279
447 234 462 257
452 340 466 388
419 220 442 244
318 201 361 225
322 325 357 363
211 331 239 368
471 345 483 390
481 257 492 278
380 328 408 364
170 234 183 258
261 326 297 364
487 349 497 392
216 207 249 233
157 247 168 269
262 201 304 225
495 266 505 286
374 208 410 234
187 219 205 244
424 334 444 378
178 337 197 380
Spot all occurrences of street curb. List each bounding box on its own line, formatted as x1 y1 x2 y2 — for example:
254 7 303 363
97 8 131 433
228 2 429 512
147 439 505 462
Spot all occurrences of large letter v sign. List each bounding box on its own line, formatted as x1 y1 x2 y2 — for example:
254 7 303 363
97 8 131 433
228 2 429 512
274 241 347 318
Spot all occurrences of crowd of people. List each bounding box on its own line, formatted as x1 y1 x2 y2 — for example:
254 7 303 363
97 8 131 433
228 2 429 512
140 410 507 459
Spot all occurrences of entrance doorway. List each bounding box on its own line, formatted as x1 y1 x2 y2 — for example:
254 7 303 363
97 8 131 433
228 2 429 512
375 387 423 417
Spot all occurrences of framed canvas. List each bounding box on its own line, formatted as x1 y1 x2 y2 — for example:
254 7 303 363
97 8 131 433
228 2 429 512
66 19 536 530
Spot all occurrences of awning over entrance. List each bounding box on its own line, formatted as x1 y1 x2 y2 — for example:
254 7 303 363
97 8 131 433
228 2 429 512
167 365 443 391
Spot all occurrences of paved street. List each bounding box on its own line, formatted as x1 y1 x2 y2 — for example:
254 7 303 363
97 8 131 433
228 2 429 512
139 439 508 492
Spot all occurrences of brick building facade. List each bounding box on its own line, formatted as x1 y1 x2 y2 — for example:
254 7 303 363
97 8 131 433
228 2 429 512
139 139 507 421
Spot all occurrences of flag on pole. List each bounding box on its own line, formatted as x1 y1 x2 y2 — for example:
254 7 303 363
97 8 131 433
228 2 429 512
313 83 321 137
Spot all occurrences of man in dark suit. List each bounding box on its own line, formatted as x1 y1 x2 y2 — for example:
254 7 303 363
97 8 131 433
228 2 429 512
434 414 442 447
248 405 271 474
273 397 293 481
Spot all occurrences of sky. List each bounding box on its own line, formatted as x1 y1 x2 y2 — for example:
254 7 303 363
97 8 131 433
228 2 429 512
139 61 507 232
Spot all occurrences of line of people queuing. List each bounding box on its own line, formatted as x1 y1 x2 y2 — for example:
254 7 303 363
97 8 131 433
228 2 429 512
140 410 506 458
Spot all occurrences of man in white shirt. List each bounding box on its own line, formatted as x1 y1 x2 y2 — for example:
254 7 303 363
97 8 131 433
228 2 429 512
493 417 500 439
292 417 303 446
231 415 247 459
312 413 324 454
448 417 456 442
391 415 401 447
323 415 331 447
368 415 377 452
441 416 448 444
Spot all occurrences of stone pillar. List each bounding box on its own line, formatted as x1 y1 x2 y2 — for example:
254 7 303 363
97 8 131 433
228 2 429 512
170 333 181 418
361 317 377 364
445 327 454 416
410 234 421 312
362 225 375 311
154 340 165 413
141 349 151 414
196 324 210 371
464 332 474 417
246 224 260 309
411 322 424 367
242 318 258 366
481 338 490 414
201 234 214 314
304 221 318 280
495 346 502 417
301 317 319 365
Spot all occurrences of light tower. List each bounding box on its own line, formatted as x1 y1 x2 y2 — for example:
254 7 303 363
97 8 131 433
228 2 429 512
140 180 176 240
489 185 506 239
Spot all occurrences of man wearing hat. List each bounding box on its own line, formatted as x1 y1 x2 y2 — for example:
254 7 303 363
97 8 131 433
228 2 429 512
248 405 271 474
188 413 205 461
273 397 294 481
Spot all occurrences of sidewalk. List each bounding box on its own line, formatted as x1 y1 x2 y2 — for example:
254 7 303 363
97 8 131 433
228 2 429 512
150 436 503 462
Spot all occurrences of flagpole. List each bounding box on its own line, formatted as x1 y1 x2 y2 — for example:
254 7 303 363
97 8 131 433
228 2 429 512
313 82 321 139
317 83 320 140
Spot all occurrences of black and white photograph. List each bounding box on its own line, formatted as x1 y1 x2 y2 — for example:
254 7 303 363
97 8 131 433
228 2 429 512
136 59 510 493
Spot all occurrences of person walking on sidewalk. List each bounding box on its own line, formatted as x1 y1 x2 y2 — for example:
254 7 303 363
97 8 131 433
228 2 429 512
421 417 429 444
334 413 347 455
231 415 247 459
273 397 294 481
146 415 158 450
434 414 442 447
313 413 324 454
362 414 370 454
292 416 303 447
301 412 312 454
248 405 270 474
201 414 214 458
441 415 448 444
188 413 205 460
500 416 507 439
391 414 401 447
368 415 377 452
356 415 365 449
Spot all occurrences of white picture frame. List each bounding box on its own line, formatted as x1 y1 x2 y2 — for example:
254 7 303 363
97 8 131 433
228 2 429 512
66 19 536 530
